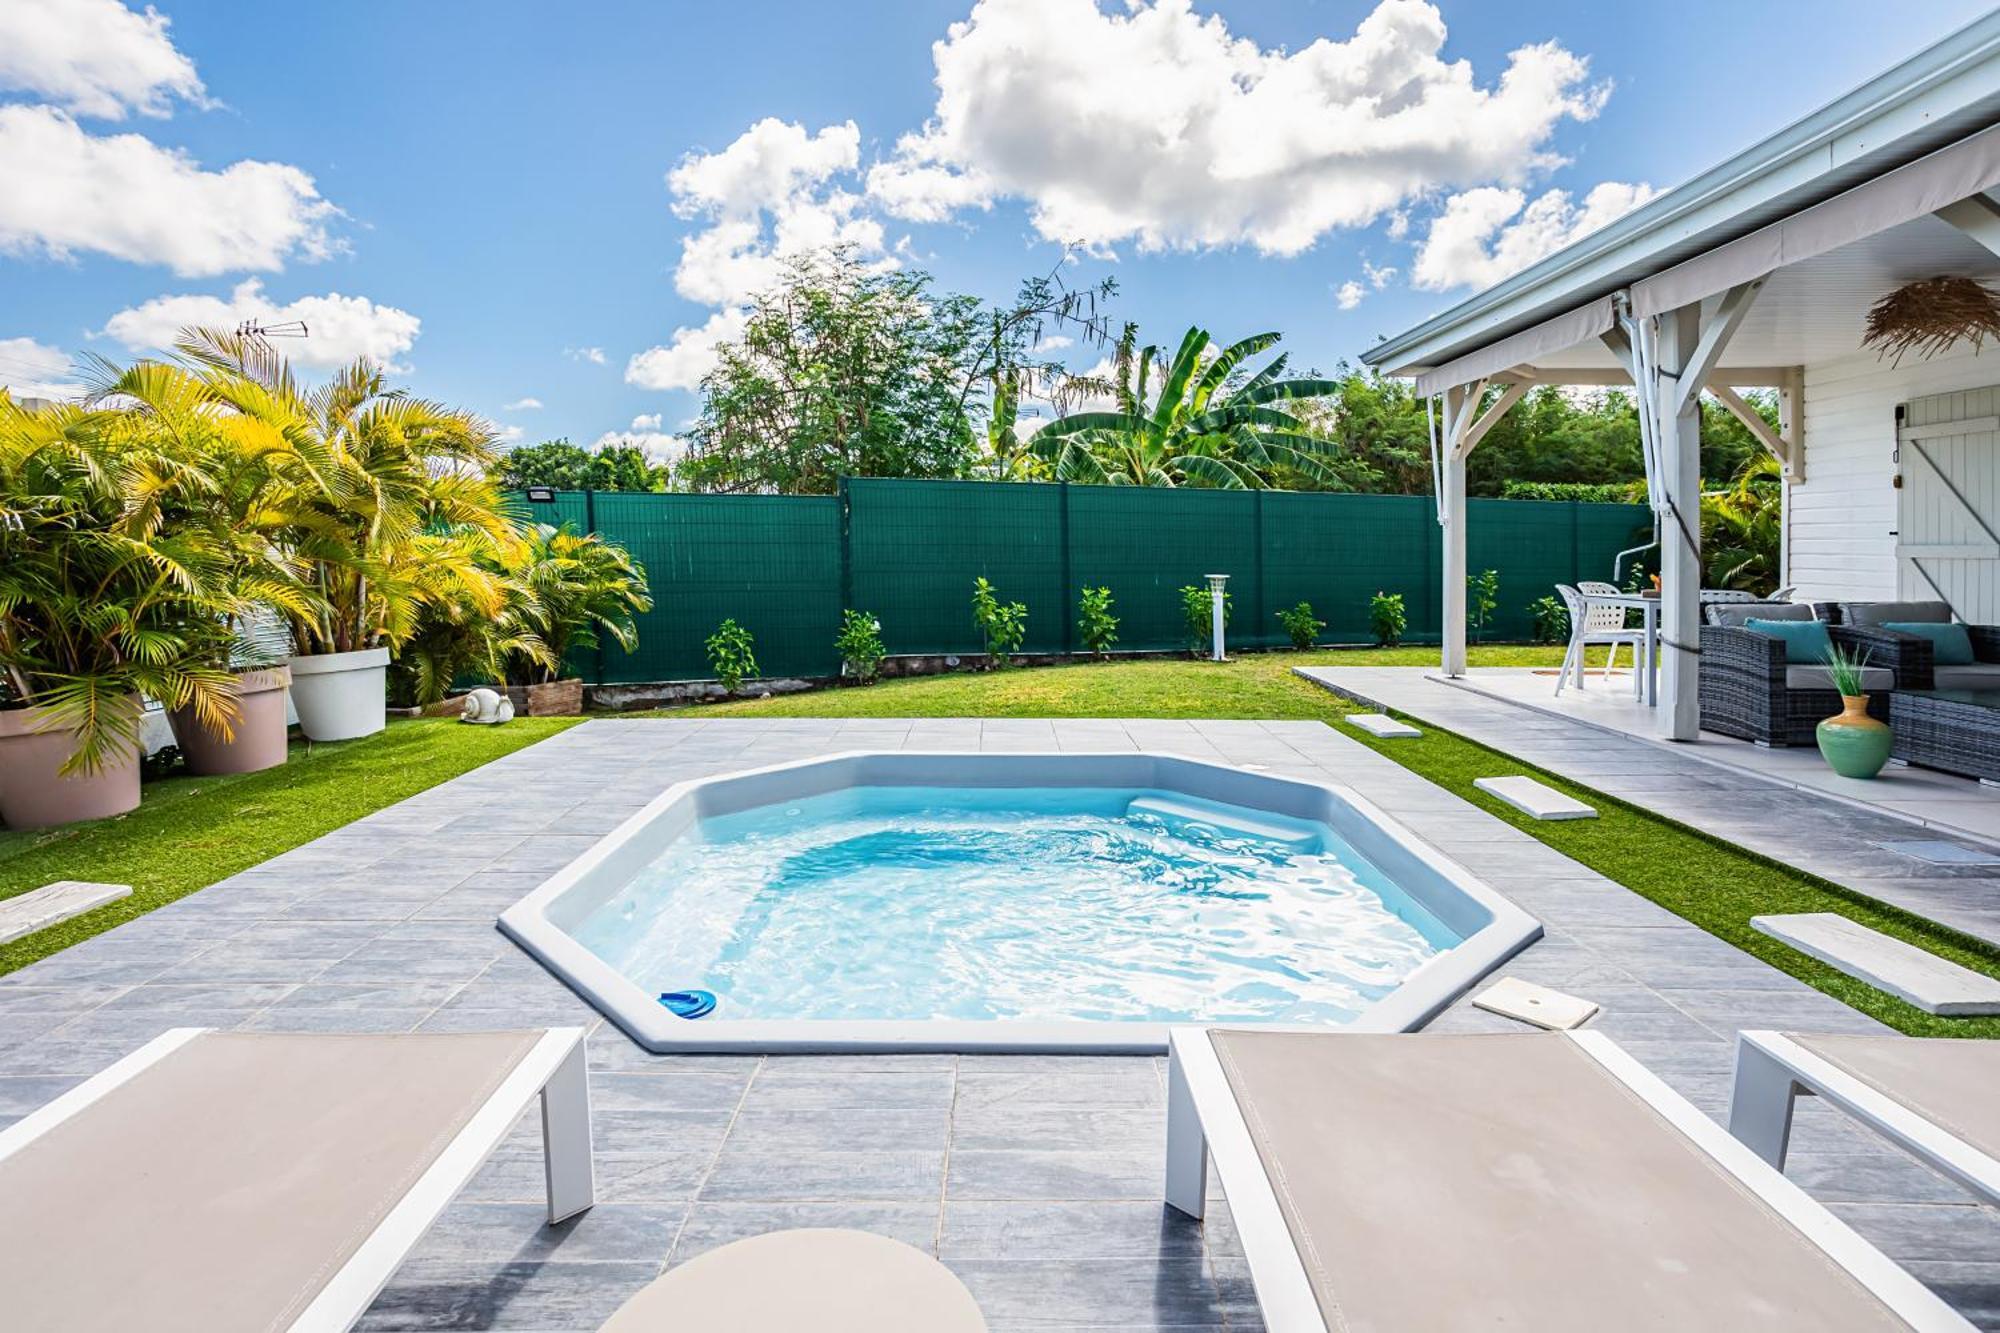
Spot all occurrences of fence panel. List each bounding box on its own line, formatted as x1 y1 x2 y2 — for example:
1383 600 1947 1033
512 484 1653 681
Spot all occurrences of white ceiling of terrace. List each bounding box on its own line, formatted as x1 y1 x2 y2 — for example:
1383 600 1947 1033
1529 211 2000 376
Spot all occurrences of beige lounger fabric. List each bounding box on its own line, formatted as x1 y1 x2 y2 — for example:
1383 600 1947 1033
1791 1033 2000 1163
599 1228 988 1331
1208 1030 1909 1332
0 1029 544 1333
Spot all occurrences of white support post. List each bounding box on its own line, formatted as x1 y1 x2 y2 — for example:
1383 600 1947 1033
1439 383 1472 678
1655 303 1705 741
1205 574 1229 662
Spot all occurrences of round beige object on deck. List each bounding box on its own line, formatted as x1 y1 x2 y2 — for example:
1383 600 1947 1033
600 1228 988 1332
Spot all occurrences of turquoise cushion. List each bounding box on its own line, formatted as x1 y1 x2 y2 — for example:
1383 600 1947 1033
1744 618 1833 663
1883 621 1975 666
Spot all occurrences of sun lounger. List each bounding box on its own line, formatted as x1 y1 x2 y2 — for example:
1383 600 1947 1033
1729 1029 2000 1206
0 1027 592 1333
1164 1028 1971 1331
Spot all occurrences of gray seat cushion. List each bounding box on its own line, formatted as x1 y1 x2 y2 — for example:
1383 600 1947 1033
1933 662 2000 691
1840 600 1952 627
1708 601 1814 628
1785 665 1895 691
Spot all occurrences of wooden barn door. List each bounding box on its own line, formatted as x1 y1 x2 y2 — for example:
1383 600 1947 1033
1897 387 2000 622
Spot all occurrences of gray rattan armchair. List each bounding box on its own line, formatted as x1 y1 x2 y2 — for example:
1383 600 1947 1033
1831 601 2000 693
1698 603 1906 746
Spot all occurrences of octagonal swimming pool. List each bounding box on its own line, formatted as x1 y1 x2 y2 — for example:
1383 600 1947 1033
500 752 1538 1052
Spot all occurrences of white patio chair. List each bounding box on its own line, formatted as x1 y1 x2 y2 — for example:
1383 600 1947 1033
1555 583 1646 698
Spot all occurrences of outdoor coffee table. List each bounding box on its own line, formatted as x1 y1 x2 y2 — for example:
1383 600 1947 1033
1890 689 2000 785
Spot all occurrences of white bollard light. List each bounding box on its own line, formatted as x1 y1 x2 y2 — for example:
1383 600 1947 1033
1206 574 1229 662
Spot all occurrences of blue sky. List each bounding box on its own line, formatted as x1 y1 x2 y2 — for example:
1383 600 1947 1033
1 0 1991 456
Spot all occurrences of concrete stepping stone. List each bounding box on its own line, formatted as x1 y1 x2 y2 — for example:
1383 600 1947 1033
1752 912 2000 1016
1349 713 1421 738
1473 775 1597 821
0 880 132 945
1472 976 1601 1030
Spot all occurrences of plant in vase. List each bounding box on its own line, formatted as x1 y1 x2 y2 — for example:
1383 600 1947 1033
503 525 651 714
175 330 520 741
1815 644 1892 779
0 393 240 827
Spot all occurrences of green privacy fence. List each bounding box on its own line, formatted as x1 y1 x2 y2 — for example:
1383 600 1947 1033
513 480 1652 684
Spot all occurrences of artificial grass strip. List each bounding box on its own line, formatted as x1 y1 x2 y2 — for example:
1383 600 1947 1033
0 716 580 977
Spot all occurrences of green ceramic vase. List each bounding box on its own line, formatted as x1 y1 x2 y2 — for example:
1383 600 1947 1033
1816 695 1892 779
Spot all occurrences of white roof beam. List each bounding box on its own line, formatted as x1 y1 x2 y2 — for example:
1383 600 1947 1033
1935 191 2000 257
1710 384 1798 476
1455 382 1530 459
1669 279 1765 416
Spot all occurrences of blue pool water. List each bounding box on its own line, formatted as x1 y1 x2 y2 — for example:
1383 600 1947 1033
570 785 1458 1025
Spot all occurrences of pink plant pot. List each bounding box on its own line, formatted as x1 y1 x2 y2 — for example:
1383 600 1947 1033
0 698 141 830
168 666 293 775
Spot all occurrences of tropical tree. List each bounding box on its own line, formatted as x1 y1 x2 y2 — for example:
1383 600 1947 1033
496 439 670 492
506 524 651 683
1702 451 1784 594
1031 326 1344 487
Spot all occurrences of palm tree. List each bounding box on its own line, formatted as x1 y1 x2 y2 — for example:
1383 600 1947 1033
1702 451 1784 594
1031 326 1344 487
507 524 651 684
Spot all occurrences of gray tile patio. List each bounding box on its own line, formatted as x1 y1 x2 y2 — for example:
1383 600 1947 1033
0 716 1995 1328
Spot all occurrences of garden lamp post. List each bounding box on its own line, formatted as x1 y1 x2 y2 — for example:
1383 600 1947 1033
1206 574 1229 662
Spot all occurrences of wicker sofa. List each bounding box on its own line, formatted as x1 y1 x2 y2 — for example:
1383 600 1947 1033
1824 600 2000 693
1698 602 1904 746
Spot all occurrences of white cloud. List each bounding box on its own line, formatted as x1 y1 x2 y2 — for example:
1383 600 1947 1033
1334 280 1367 311
629 119 893 392
867 0 1608 256
503 396 543 411
593 429 686 464
1363 258 1398 289
0 0 207 120
0 336 81 400
565 345 606 364
0 105 338 275
493 423 525 445
629 412 662 430
1411 180 1653 290
100 278 421 370
1034 333 1074 351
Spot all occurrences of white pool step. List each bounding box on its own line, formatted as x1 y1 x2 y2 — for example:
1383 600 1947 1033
1471 976 1601 1031
1124 796 1321 850
0 880 132 945
1752 912 2000 1016
1349 713 1421 738
1473 776 1597 821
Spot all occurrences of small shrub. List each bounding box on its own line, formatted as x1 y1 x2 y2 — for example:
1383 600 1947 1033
1370 591 1407 647
1468 568 1500 643
835 609 886 684
1077 586 1119 658
1528 595 1570 645
705 618 758 693
1180 584 1231 657
1276 600 1325 650
971 577 1027 668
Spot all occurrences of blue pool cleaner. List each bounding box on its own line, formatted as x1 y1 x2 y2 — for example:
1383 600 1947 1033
658 989 718 1019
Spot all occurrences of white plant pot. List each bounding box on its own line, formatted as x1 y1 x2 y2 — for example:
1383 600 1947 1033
287 647 390 742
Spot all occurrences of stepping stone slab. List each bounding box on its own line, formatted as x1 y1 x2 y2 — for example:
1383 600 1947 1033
1752 913 2000 1015
1473 775 1597 821
1349 713 1421 738
0 880 132 945
1472 976 1601 1031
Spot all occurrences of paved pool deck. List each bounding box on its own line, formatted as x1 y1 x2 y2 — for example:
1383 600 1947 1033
0 717 1994 1329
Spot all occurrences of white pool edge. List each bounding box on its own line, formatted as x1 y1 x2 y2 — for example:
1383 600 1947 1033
498 750 1542 1053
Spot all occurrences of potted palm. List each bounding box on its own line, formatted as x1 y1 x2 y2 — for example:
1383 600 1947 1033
0 394 237 828
504 525 651 715
175 332 518 742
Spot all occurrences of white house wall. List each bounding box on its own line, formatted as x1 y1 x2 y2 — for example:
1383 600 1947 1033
1789 340 2000 615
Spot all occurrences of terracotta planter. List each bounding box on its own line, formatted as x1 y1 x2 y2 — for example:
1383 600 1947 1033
504 678 585 717
288 647 389 741
0 697 141 830
168 666 292 775
1816 693 1893 779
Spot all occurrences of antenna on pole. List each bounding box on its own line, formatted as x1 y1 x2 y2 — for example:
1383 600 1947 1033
236 319 309 352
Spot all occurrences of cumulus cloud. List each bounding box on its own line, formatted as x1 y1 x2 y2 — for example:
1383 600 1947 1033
100 278 421 370
629 412 662 430
0 105 339 275
1334 280 1367 311
867 0 1608 256
0 0 207 120
1411 180 1653 290
503 396 543 411
594 428 686 464
565 345 606 365
0 336 81 400
627 119 892 392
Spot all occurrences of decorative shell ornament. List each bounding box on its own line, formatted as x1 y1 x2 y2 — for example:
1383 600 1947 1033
459 688 515 725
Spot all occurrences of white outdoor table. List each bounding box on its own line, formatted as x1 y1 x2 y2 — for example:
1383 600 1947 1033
1579 591 1660 706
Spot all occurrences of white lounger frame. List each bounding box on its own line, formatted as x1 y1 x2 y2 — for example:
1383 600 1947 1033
0 1026 594 1333
1729 1029 2000 1207
1165 1027 1972 1333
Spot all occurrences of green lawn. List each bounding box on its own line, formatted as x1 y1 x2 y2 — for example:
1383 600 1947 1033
646 646 2000 1037
0 716 580 977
